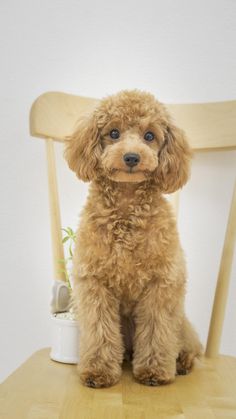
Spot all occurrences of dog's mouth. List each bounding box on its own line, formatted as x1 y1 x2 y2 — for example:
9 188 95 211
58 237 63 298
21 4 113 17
107 167 151 183
128 167 140 174
111 167 149 175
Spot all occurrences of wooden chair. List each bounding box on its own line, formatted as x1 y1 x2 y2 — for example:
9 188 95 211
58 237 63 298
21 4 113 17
1 92 235 419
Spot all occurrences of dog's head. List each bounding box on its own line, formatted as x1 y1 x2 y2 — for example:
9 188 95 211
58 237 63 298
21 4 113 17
64 90 192 193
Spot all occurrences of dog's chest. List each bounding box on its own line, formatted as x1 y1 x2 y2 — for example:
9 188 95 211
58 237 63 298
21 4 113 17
93 206 159 299
78 190 174 301
102 194 151 251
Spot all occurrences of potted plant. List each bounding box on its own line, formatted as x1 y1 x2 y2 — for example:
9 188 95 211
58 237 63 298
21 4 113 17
50 227 79 364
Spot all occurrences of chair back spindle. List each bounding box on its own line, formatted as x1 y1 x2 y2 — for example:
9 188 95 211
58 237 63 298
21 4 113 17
45 138 65 281
206 180 236 357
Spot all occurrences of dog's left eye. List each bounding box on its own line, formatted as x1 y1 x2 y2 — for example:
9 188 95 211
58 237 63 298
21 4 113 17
110 129 120 140
144 131 155 142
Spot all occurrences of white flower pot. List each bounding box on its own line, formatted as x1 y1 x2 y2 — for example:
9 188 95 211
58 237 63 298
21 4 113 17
50 315 79 364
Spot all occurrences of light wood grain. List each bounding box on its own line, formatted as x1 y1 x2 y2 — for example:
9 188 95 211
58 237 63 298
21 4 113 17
29 91 236 151
1 349 236 419
206 180 236 357
30 92 99 142
45 139 65 281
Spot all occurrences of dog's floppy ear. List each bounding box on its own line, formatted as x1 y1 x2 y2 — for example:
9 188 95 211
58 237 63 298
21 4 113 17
155 123 192 193
64 112 101 182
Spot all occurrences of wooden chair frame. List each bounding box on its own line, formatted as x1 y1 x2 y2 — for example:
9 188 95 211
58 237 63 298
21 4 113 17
29 92 236 359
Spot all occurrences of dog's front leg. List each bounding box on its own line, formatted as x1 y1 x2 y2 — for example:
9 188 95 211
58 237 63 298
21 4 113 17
74 278 124 388
132 280 182 386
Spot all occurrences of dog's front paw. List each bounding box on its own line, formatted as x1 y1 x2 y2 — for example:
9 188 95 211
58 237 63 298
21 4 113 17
78 364 121 388
133 367 175 386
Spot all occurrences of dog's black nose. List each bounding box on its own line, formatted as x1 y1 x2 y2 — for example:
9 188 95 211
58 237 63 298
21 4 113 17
123 153 140 167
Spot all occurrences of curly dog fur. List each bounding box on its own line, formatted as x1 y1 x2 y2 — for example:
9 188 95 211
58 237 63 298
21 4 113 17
64 90 202 388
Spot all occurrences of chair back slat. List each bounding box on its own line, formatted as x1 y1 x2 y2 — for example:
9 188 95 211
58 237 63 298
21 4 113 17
30 92 98 142
30 92 236 151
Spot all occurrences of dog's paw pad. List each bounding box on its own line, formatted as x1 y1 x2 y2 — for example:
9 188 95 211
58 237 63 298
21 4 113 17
85 377 98 388
142 377 160 386
176 367 189 376
80 368 121 388
134 369 175 386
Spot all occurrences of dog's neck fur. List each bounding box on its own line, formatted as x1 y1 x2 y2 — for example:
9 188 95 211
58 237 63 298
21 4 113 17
90 176 162 214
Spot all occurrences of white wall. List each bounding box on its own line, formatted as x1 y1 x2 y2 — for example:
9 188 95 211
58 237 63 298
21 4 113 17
0 0 235 382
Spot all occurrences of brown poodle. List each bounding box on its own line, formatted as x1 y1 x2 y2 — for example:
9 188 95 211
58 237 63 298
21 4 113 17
64 90 202 388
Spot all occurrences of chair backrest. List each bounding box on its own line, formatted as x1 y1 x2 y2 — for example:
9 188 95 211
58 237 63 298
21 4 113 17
30 92 236 358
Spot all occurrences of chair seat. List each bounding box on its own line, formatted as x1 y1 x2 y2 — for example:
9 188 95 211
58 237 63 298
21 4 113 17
1 349 236 419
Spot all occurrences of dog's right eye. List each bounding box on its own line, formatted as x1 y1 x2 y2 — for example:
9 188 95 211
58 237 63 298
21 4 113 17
110 129 120 140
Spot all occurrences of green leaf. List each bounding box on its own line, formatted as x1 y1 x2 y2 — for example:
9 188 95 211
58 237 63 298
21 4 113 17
67 226 73 234
69 245 73 257
62 228 70 234
61 225 76 289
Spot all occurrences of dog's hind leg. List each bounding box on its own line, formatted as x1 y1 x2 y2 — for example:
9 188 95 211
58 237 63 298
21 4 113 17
176 316 203 375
